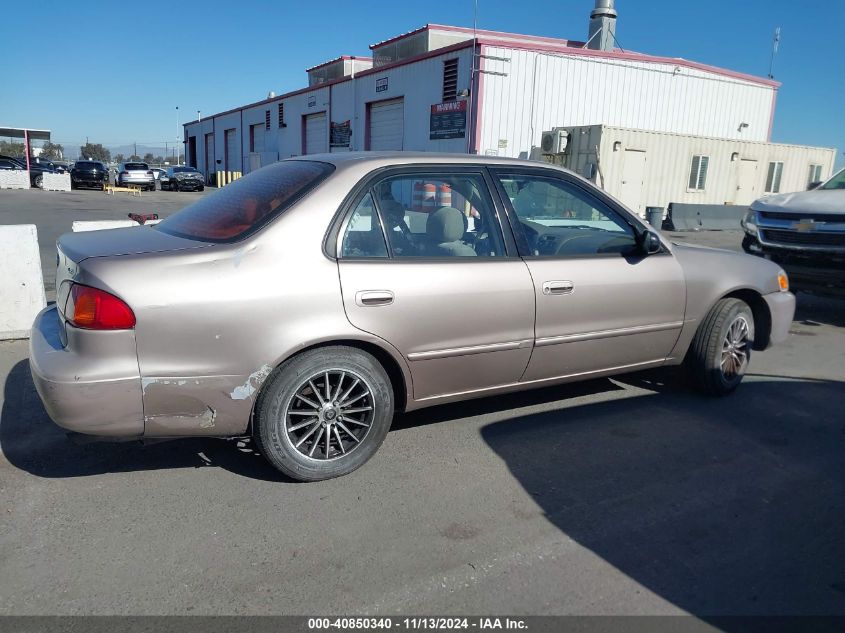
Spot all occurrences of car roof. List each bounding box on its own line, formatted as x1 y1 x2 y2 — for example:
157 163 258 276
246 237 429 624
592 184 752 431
289 151 543 169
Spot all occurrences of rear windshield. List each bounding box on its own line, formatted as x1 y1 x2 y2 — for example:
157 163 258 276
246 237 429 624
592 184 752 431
155 160 334 242
76 161 104 170
124 163 148 170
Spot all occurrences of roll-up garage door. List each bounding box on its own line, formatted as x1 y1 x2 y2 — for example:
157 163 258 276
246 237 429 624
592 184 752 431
304 112 327 154
369 98 404 150
225 128 238 172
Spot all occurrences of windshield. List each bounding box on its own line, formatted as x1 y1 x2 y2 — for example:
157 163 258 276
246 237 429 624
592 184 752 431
156 160 334 242
820 169 845 190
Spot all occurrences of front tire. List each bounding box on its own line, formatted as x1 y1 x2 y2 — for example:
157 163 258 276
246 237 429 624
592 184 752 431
253 346 394 481
686 298 755 396
34 174 43 188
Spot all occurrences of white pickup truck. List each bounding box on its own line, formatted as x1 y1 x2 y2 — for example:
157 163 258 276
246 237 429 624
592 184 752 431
742 168 845 294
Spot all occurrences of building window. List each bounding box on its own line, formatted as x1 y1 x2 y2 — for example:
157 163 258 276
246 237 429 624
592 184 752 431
807 164 823 187
265 110 271 130
278 103 285 128
442 58 459 102
688 155 709 191
765 161 784 194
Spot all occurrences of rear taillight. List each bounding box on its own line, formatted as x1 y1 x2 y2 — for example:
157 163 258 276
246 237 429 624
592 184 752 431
67 284 135 330
146 170 153 176
120 171 128 176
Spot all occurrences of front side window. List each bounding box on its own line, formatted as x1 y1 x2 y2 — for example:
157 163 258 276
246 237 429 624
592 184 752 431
341 173 505 258
496 173 638 257
688 155 709 191
156 160 334 242
765 161 784 194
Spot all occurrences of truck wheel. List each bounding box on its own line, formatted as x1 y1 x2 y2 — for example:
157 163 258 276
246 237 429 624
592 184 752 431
34 174 43 188
253 346 394 481
686 298 755 396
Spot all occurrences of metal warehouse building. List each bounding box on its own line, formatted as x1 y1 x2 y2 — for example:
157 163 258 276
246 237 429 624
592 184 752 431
183 1 835 215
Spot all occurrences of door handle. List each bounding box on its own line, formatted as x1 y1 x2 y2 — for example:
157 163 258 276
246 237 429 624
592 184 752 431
355 290 395 307
542 280 574 296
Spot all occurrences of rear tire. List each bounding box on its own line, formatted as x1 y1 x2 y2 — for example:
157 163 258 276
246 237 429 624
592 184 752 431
686 298 755 396
34 174 43 188
253 346 394 481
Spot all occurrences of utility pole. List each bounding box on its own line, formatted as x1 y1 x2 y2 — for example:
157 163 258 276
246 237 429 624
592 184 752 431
175 106 180 164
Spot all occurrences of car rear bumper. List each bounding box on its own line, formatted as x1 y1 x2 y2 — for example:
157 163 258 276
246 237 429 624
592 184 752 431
118 178 155 187
29 306 144 437
763 291 795 347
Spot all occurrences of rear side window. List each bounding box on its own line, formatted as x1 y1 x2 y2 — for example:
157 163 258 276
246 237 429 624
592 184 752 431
156 160 334 242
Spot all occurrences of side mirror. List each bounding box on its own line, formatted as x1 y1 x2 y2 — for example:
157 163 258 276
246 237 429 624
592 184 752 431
640 230 663 255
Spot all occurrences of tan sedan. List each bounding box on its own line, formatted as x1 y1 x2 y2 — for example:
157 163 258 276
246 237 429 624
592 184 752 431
30 153 795 480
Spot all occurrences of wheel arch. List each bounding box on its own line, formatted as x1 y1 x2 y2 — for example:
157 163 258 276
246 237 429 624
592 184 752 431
720 288 772 351
249 338 411 433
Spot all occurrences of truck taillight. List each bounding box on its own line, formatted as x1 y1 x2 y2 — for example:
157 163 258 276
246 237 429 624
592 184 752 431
67 284 136 330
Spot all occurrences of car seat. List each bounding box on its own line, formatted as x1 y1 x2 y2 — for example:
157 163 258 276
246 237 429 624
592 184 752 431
424 207 476 257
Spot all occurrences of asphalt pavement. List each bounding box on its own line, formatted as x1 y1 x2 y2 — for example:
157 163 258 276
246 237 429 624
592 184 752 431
0 189 843 617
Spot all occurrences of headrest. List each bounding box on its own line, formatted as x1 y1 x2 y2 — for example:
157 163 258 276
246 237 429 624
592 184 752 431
426 207 465 243
379 199 406 220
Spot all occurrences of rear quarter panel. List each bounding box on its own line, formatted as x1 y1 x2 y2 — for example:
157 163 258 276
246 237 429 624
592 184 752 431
78 164 412 437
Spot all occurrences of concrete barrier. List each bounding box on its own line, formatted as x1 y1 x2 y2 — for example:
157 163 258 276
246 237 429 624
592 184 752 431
667 203 749 231
0 170 30 190
42 172 71 192
0 225 46 340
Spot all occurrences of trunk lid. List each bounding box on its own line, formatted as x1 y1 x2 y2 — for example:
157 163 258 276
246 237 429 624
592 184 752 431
58 226 211 263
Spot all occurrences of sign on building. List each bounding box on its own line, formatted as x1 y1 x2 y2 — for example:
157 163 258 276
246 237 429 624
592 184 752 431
430 101 467 140
375 77 389 93
307 94 316 107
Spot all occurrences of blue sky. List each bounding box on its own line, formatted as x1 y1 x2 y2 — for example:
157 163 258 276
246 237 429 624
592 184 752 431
1 0 842 167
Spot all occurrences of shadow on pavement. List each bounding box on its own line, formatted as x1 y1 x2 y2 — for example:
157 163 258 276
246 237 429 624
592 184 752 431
480 377 845 618
0 359 287 482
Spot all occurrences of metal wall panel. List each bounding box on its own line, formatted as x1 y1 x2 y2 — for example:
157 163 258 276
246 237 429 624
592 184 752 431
479 46 777 159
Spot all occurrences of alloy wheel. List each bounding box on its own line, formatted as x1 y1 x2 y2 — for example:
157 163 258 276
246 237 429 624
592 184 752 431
284 369 375 461
720 315 750 378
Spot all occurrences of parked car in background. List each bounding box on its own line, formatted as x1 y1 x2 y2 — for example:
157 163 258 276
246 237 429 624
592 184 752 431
0 157 26 171
742 167 845 294
70 161 109 190
151 168 166 188
1 155 57 188
29 153 795 481
31 157 68 174
163 165 204 191
116 162 155 191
